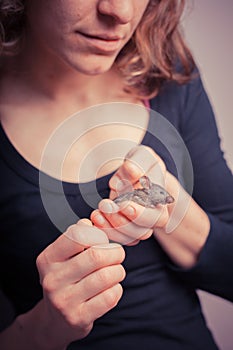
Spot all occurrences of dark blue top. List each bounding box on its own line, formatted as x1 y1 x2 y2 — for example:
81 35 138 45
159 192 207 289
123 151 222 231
0 71 233 349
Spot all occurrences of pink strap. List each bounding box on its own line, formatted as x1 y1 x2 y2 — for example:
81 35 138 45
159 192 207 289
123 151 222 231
143 99 150 108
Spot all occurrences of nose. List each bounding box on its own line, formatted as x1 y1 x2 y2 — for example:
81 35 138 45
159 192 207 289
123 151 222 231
98 0 134 24
166 195 174 204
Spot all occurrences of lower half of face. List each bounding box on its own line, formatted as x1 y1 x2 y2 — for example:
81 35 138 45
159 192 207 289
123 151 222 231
25 0 150 75
51 30 128 75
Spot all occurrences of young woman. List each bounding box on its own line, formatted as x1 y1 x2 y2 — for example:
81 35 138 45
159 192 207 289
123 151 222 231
0 1 232 349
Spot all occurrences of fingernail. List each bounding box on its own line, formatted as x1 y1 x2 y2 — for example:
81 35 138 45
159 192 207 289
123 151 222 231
91 243 122 249
109 176 124 190
123 205 136 218
110 179 134 197
116 180 127 191
93 213 106 226
78 218 93 226
99 200 118 214
64 224 108 246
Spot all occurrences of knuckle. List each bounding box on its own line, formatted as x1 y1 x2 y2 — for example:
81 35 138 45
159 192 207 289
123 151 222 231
112 215 128 229
96 268 109 285
42 272 57 293
75 304 92 329
35 253 43 269
51 292 66 312
88 247 105 267
96 265 126 287
66 312 80 328
36 251 47 270
50 290 74 318
52 266 65 285
36 249 52 276
49 298 93 337
86 245 125 273
63 310 81 329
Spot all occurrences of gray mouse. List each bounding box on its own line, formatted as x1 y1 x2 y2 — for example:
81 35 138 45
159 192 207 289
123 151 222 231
113 175 174 208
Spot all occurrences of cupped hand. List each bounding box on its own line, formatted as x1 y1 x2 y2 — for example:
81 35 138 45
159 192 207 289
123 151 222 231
91 145 176 246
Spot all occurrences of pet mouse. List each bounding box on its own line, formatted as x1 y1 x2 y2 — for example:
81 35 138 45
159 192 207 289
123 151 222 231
113 175 174 208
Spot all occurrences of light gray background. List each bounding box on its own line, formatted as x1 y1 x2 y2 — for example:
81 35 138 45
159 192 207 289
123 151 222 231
183 1 233 349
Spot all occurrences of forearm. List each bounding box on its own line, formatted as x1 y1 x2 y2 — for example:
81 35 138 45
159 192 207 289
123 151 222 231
154 176 210 269
0 301 67 350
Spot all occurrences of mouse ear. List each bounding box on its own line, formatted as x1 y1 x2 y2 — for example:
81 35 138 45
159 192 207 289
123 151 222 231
139 176 151 189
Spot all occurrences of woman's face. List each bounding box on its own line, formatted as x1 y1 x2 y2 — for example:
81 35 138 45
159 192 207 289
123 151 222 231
25 0 150 75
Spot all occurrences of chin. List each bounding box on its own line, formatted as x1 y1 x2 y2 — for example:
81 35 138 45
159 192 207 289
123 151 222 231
78 65 111 76
63 53 117 76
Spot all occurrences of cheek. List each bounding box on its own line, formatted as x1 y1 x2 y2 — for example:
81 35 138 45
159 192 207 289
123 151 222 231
26 1 76 38
130 1 150 32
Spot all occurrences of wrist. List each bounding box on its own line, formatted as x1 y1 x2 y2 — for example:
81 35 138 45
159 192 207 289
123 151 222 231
153 194 210 269
16 301 68 350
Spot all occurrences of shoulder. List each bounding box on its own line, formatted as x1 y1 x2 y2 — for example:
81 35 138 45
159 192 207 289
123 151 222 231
149 66 210 132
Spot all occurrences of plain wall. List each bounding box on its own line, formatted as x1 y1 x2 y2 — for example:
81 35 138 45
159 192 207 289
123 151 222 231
183 1 233 349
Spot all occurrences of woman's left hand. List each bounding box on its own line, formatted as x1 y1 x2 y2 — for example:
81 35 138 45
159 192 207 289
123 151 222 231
91 145 210 269
91 145 175 246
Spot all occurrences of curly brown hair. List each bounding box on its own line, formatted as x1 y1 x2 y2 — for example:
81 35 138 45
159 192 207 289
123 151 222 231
0 0 25 55
0 0 195 98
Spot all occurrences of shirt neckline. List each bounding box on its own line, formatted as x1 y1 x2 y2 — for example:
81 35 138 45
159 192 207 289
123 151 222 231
0 105 153 195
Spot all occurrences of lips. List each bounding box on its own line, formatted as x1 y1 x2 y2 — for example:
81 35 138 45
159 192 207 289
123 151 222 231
80 32 122 41
76 30 124 53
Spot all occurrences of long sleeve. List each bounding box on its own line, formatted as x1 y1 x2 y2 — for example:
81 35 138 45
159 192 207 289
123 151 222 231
0 288 16 332
166 69 233 301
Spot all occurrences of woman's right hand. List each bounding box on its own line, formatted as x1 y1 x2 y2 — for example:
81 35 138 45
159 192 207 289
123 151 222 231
35 219 125 349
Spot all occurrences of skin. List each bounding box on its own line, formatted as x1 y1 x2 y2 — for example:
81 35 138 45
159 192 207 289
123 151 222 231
0 1 150 349
91 145 210 267
0 0 150 181
1 220 126 349
0 0 210 349
25 0 150 76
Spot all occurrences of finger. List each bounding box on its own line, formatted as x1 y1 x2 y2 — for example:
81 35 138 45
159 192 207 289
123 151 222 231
73 264 126 303
52 243 125 285
101 210 148 238
126 239 141 246
91 210 136 245
42 221 109 263
118 201 169 228
78 218 93 226
146 160 167 186
97 200 152 240
124 229 153 245
140 230 154 240
79 284 123 326
98 199 146 227
109 145 164 192
125 145 163 173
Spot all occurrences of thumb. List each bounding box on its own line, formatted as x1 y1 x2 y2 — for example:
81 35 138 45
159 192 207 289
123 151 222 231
43 220 109 263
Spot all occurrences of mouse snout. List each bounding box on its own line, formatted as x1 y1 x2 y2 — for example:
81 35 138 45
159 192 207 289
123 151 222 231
166 195 174 204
